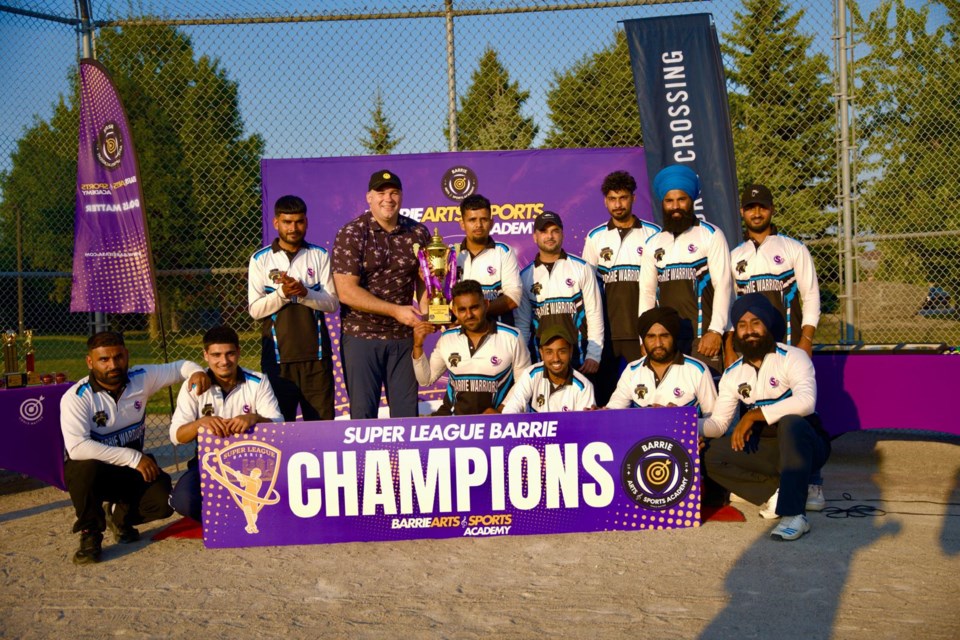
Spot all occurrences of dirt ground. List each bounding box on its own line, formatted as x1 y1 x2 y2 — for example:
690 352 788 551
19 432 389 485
1 431 958 639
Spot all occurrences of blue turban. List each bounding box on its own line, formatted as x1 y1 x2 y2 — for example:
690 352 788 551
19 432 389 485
731 293 786 343
652 164 700 203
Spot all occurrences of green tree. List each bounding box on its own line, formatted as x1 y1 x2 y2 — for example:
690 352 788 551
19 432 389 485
544 30 642 149
854 0 960 290
723 0 835 239
450 48 537 150
0 24 264 331
360 90 402 155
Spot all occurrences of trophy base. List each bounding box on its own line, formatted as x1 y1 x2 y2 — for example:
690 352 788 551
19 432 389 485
427 303 453 325
4 372 27 389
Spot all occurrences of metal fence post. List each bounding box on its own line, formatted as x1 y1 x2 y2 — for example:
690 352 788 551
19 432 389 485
836 0 856 343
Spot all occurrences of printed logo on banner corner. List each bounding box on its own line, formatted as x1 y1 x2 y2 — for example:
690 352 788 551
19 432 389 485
18 396 45 425
201 440 283 535
441 166 478 202
95 122 124 170
620 437 693 511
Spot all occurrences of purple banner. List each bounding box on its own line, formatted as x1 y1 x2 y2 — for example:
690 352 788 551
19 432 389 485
199 408 701 548
0 384 69 490
261 148 650 413
71 59 156 313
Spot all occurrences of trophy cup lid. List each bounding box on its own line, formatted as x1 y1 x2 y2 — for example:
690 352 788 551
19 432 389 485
427 227 447 252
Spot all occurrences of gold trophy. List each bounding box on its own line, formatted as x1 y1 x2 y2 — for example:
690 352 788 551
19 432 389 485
3 330 25 388
24 329 39 386
414 228 458 324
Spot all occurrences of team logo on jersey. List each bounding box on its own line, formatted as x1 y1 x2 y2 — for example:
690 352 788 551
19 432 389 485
769 377 780 388
561 406 570 412
487 265 496 275
654 248 665 263
687 244 697 253
634 384 648 400
441 165 479 201
536 394 545 407
673 387 683 398
737 383 752 399
565 278 574 288
736 260 748 275
202 439 282 535
134 400 142 410
243 404 251 413
773 255 784 265
490 356 502 366
637 246 643 256
620 437 694 510
269 269 282 284
202 403 215 417
93 410 108 427
307 267 315 277
531 282 542 296
448 353 462 367
95 122 123 170
600 248 613 261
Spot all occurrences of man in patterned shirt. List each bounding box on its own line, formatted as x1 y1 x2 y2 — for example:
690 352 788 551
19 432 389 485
332 170 430 419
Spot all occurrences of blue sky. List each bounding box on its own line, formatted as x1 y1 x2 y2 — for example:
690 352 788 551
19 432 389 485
0 0 949 176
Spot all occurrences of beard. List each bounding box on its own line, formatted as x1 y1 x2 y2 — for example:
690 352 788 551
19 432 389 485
733 331 777 361
646 345 674 364
662 206 696 235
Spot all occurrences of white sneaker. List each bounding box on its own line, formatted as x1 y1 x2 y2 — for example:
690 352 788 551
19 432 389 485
806 484 826 511
729 492 748 503
770 514 810 541
759 489 780 519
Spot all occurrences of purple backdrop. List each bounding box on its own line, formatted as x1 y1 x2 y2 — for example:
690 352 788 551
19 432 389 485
199 407 701 548
261 148 651 414
0 384 70 490
72 59 156 313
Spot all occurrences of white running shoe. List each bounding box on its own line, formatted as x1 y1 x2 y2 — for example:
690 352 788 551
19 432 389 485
729 492 748 503
806 484 826 511
759 489 780 519
770 514 810 541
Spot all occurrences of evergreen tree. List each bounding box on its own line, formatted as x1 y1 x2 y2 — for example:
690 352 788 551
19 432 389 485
360 90 402 155
450 48 537 150
544 30 642 149
854 0 960 289
723 0 835 239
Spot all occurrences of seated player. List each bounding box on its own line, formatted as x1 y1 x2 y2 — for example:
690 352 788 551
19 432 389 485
169 326 283 523
606 307 717 434
500 325 596 414
61 331 210 565
701 294 830 541
412 280 530 415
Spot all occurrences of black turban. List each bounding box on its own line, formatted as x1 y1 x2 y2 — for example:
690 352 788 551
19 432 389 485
638 306 682 342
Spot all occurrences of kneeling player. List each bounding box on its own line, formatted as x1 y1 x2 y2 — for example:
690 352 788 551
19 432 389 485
500 325 596 413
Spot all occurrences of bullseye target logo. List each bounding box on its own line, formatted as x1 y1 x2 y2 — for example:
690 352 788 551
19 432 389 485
95 122 124 170
441 166 478 201
18 396 45 425
620 437 692 510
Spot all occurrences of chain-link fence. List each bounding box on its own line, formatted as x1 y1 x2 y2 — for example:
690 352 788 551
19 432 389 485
1 0 957 453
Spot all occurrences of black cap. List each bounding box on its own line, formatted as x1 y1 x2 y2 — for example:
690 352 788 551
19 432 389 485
741 184 773 209
369 170 402 191
534 211 563 231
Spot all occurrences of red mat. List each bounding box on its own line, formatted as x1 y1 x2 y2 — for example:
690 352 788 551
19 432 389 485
152 517 203 540
701 504 747 522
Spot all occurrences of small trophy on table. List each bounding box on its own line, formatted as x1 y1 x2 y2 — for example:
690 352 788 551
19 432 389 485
3 330 26 388
414 228 459 325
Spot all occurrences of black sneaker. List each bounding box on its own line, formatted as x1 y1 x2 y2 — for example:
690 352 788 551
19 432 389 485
72 531 103 565
105 503 140 544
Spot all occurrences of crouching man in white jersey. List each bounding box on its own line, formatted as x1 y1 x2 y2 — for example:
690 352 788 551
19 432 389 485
701 294 830 541
169 326 283 523
61 331 210 565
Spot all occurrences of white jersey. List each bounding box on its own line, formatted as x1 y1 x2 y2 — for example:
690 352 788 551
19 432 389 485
61 361 203 469
457 240 522 324
169 367 284 444
638 220 733 338
248 240 339 363
731 233 820 344
517 251 604 366
703 343 816 438
414 323 531 415
582 217 661 341
500 364 596 414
